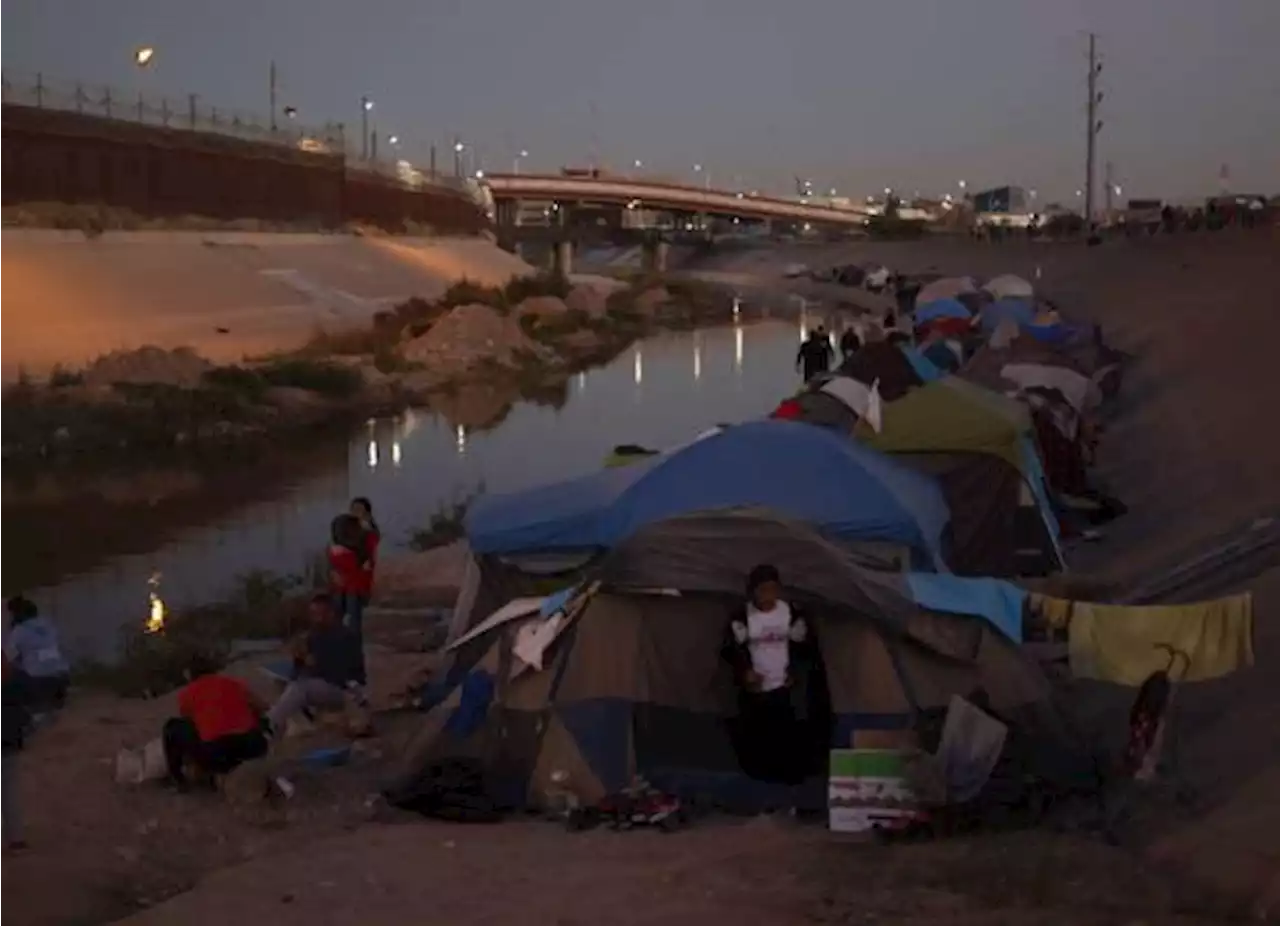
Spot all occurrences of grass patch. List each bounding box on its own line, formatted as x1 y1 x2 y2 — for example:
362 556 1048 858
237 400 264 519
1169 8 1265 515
258 358 364 398
408 488 483 551
73 568 316 698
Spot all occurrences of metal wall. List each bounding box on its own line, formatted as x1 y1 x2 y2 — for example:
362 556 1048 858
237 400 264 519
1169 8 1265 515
2 104 487 233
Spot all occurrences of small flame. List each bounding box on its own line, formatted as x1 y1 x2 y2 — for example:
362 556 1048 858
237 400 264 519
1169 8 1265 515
146 573 167 634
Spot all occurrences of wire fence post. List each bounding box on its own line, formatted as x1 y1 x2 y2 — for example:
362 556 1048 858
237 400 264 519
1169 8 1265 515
160 97 171 127
74 82 84 113
35 72 45 107
103 85 113 119
188 94 198 129
136 91 144 122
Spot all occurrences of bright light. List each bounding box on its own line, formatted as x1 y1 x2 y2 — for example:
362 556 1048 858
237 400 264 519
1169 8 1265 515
634 159 643 169
884 187 892 196
693 333 702 381
1029 189 1038 199
829 187 838 197
1075 189 1083 197
454 140 465 153
734 324 744 370
455 424 467 455
1114 185 1123 196
693 163 703 173
367 440 379 468
732 295 741 317
388 135 400 146
392 441 402 466
577 372 587 391
958 179 967 190
520 149 529 158
803 222 812 232
475 169 485 179
145 573 166 634
633 346 643 385
134 46 156 67
362 98 374 111
732 216 740 224
736 191 744 199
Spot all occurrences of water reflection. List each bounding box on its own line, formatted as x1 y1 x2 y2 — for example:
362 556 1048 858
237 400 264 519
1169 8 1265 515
15 320 807 659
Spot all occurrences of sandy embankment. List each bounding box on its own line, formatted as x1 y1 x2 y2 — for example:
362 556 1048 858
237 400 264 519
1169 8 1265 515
0 231 536 381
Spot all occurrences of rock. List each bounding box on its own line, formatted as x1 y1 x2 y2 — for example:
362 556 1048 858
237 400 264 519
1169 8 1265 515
633 286 671 316
565 285 610 319
401 303 550 377
83 346 213 388
516 295 570 321
263 386 328 411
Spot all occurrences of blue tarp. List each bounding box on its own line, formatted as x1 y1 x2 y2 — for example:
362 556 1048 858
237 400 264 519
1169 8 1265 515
905 573 1028 643
899 345 946 382
979 298 1037 331
913 298 972 324
466 419 951 567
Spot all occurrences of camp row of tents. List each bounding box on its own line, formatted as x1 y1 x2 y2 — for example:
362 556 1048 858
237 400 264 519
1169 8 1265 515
383 271 1255 820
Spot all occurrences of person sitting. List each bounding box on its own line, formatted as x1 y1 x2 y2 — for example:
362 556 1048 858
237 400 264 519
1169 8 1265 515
163 653 268 789
721 564 819 785
3 655 30 850
3 596 70 711
266 594 365 737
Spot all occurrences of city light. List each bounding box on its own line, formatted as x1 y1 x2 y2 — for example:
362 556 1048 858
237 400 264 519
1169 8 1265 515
693 332 702 381
734 324 744 370
454 140 465 153
134 46 156 68
388 135 399 146
367 440 379 469
633 345 644 386
455 424 467 455
362 98 374 112
392 441 402 467
475 169 485 179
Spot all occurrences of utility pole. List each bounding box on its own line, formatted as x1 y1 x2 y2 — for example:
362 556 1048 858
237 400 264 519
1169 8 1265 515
269 61 277 132
1084 32 1103 229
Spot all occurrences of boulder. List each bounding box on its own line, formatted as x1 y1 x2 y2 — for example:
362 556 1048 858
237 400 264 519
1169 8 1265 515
83 346 213 388
515 295 570 321
401 302 551 376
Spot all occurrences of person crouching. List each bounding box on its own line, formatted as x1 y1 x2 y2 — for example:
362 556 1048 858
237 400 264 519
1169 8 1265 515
265 594 365 737
163 653 268 789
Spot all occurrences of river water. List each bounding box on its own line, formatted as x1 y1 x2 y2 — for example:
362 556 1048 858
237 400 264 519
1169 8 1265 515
18 316 820 658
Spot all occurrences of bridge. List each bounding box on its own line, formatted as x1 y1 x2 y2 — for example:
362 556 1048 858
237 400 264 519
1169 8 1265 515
482 173 871 228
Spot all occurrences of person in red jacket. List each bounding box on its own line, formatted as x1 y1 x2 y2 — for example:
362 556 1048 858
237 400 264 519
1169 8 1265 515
163 653 268 789
328 514 372 634
349 497 381 578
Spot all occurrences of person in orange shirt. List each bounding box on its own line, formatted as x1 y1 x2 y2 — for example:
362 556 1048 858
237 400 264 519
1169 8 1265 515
163 654 268 789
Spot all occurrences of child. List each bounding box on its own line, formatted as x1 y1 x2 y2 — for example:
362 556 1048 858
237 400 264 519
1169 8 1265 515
2 655 29 850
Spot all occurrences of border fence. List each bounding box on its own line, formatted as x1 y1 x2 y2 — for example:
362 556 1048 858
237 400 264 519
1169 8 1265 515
2 71 486 231
2 70 348 153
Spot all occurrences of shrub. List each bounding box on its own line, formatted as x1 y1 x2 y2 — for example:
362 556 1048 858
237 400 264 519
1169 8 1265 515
408 489 482 551
47 365 85 388
202 364 268 401
439 278 506 312
504 271 570 304
258 358 364 398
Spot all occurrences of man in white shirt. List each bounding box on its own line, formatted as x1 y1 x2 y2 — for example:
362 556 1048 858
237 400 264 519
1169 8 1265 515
722 564 818 785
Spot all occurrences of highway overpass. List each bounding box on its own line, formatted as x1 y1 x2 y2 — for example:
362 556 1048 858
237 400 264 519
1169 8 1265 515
482 174 871 228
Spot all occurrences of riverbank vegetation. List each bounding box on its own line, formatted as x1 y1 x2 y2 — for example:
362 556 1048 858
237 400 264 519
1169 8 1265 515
2 272 737 466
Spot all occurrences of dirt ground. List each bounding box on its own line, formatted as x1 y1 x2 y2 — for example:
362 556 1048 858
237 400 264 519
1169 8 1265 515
5 231 1279 925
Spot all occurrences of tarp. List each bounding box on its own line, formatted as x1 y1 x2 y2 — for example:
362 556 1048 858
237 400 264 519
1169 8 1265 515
900 345 946 382
979 298 1037 331
916 276 978 307
914 298 972 324
466 419 952 567
906 573 1027 643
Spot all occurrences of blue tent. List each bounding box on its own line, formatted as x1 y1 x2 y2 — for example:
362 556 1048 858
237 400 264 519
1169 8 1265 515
898 344 946 382
913 298 971 324
978 298 1037 331
466 419 951 567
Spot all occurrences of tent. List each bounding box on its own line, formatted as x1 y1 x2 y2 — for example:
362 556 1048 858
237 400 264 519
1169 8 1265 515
464 419 951 568
979 298 1038 332
983 274 1035 301
834 341 926 401
916 276 978 308
785 376 1063 577
914 298 972 325
388 511 1082 814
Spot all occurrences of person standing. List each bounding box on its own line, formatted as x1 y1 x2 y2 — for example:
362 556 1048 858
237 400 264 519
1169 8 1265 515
839 326 862 360
721 564 818 784
795 329 835 382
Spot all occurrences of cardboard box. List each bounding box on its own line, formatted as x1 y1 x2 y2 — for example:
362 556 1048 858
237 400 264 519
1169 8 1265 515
828 749 926 834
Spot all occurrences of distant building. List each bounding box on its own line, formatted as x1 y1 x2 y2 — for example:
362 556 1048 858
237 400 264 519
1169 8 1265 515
972 186 1029 214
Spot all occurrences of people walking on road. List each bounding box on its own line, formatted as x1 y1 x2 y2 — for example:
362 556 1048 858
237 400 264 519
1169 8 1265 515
796 328 835 382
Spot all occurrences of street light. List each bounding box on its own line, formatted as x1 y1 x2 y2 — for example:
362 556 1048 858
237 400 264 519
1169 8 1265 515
453 138 466 177
958 179 967 191
388 135 400 146
513 148 528 174
134 46 156 68
360 96 374 159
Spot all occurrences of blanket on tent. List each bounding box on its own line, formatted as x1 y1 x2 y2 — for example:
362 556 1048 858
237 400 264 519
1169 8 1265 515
1028 592 1255 685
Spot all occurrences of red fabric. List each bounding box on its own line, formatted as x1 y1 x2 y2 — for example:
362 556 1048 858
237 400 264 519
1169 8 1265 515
178 675 259 742
771 398 804 420
917 316 972 340
329 544 373 596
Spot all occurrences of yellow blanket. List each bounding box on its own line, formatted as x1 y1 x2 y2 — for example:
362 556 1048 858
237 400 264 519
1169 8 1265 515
1028 593 1255 686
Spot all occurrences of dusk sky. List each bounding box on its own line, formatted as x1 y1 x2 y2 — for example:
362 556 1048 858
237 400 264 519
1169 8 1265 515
5 0 1278 203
